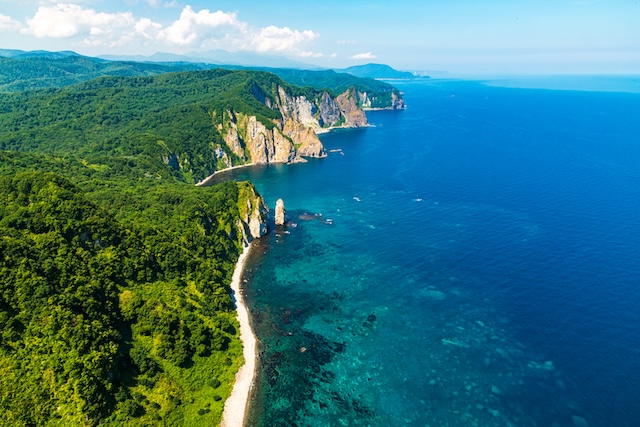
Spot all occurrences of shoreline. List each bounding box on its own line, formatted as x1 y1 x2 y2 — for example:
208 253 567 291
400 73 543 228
195 123 375 187
195 163 256 187
220 243 257 427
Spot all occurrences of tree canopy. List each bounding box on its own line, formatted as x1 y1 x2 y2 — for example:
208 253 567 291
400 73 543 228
0 163 258 425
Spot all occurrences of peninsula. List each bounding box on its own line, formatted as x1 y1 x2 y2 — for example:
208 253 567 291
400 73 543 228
0 52 404 426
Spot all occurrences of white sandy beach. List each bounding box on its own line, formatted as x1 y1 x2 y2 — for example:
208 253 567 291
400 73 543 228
195 163 256 187
220 244 257 427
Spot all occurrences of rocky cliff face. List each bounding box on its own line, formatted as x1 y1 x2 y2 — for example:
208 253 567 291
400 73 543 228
214 84 372 172
236 182 268 245
357 90 406 110
336 90 368 127
390 92 406 110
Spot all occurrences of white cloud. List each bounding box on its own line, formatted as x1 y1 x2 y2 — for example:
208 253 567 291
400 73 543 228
299 50 323 58
251 25 318 53
16 4 320 55
155 7 319 54
20 4 135 40
135 17 163 40
0 13 22 31
352 51 377 59
159 6 245 46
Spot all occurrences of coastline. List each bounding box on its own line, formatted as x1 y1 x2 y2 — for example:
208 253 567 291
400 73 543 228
196 121 377 187
195 163 256 187
363 106 405 111
316 124 374 134
220 243 257 427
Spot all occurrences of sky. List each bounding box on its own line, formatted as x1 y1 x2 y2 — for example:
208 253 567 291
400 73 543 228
1 0 639 75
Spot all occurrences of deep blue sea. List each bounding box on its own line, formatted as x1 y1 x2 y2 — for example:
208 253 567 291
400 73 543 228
210 77 640 426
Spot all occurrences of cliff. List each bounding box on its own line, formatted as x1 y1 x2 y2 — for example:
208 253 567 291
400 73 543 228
0 68 403 184
243 67 406 110
236 181 269 245
213 83 369 171
336 89 369 127
358 89 405 110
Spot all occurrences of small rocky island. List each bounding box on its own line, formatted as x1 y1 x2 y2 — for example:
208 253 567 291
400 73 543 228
275 198 286 226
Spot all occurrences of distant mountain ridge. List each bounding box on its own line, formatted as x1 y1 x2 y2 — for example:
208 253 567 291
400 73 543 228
336 63 416 79
0 53 206 92
0 50 404 109
0 49 82 59
99 49 317 69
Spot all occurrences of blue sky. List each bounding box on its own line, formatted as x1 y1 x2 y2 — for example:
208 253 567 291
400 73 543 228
1 0 639 74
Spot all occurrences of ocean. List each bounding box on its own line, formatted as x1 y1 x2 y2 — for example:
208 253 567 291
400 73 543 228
208 77 640 426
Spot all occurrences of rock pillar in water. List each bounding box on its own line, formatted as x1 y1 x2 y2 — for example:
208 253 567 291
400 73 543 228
275 198 285 226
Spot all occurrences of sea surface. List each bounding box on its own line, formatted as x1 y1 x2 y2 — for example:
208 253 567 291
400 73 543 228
209 77 640 426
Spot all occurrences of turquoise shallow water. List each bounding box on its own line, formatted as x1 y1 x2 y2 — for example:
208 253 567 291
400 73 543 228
209 78 640 426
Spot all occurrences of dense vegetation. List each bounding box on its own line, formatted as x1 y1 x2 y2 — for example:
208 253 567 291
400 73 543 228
241 67 403 108
0 58 403 425
0 64 405 183
0 68 314 183
0 52 403 109
0 53 204 92
0 150 262 425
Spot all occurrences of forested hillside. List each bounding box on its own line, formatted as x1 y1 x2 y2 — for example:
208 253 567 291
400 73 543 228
0 54 204 92
0 69 291 182
0 68 389 183
0 52 403 110
0 62 402 425
0 153 265 425
252 67 404 108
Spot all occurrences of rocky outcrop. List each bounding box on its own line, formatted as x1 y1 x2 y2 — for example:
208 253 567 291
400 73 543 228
318 92 341 127
336 90 368 127
236 182 268 245
357 90 405 110
196 82 405 179
243 115 296 164
214 82 404 174
220 98 323 169
390 92 406 110
275 199 285 226
222 112 247 161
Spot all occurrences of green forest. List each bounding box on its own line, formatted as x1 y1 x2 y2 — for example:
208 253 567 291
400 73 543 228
0 71 269 424
0 156 261 425
0 65 400 184
0 69 289 183
0 53 403 111
0 55 402 425
0 53 204 92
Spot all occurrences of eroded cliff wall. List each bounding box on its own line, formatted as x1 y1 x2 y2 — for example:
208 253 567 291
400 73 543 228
212 84 370 172
236 181 269 245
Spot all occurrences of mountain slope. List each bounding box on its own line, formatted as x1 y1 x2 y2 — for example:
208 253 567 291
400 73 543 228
337 63 415 79
0 52 405 110
0 169 267 426
0 69 379 183
0 56 405 426
0 54 210 92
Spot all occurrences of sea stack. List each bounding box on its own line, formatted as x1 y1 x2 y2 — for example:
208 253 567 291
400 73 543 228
275 198 286 226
